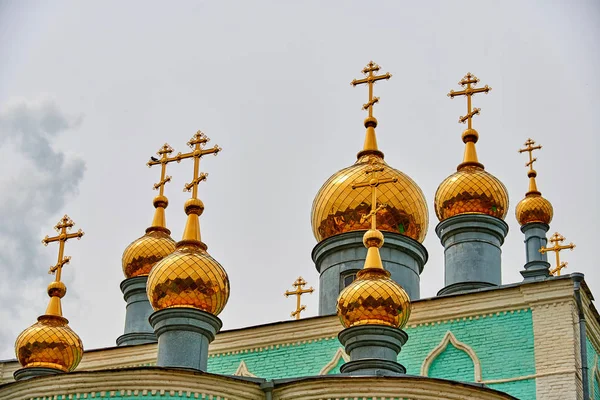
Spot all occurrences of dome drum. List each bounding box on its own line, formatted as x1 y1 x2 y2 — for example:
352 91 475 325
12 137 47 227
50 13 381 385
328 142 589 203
313 231 427 314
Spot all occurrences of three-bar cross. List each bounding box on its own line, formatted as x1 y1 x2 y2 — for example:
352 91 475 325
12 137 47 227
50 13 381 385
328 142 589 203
518 138 543 171
351 61 392 118
539 232 576 276
448 73 492 129
284 276 314 320
42 215 84 282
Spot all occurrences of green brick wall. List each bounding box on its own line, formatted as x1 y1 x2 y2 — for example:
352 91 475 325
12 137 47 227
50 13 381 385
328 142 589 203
207 309 536 399
588 336 600 400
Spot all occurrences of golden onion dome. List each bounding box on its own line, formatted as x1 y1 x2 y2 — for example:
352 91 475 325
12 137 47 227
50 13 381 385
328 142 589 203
122 195 176 278
15 280 83 372
122 228 176 278
14 315 83 372
146 197 230 315
516 195 553 225
146 243 230 314
434 123 509 222
337 229 411 328
435 164 509 221
312 154 428 243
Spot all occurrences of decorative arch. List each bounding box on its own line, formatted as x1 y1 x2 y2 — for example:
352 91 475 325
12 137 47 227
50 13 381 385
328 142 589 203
233 360 257 377
420 331 482 382
319 347 350 375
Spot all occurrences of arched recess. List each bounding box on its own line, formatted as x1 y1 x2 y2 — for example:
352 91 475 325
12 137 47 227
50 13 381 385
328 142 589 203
420 331 482 382
319 348 350 375
234 360 257 377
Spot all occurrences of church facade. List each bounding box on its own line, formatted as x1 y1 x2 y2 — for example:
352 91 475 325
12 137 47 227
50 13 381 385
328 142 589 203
0 64 598 400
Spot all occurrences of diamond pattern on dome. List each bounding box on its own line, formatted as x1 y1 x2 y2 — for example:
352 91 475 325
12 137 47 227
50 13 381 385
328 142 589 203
311 155 428 243
516 195 553 225
434 166 509 221
122 230 176 278
147 244 230 315
337 269 411 329
15 315 83 372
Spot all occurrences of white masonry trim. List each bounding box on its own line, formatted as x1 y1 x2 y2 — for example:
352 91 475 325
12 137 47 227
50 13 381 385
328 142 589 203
420 330 482 382
319 348 350 375
234 360 257 377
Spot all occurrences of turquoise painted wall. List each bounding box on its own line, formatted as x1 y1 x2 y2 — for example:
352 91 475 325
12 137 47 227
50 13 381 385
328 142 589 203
428 343 475 382
588 336 600 400
207 309 536 399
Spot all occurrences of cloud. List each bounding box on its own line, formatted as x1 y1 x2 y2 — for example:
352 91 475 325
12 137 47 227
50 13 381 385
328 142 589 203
0 97 85 360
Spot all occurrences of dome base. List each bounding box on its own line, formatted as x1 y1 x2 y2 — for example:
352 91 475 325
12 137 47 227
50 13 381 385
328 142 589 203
117 276 156 347
436 214 508 295
150 307 222 371
338 325 407 376
520 222 552 282
13 367 63 381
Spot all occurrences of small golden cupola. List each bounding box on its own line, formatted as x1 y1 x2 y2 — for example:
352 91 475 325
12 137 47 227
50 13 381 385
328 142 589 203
14 216 84 377
147 132 229 315
434 73 509 221
336 161 411 328
515 138 553 225
311 61 428 243
121 144 177 278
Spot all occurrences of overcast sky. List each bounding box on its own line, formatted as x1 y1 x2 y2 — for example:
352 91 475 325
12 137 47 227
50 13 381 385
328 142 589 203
0 1 598 360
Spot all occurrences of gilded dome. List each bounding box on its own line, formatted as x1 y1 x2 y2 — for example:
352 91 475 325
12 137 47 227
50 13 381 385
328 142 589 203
122 228 176 278
146 243 230 315
311 154 428 243
435 165 509 221
14 315 83 372
337 267 411 329
516 195 553 225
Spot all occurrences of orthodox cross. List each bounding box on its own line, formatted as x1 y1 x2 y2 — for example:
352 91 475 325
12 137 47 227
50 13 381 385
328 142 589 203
147 143 175 195
42 215 84 282
448 73 492 129
284 276 314 320
352 161 398 229
539 232 576 276
147 131 221 198
351 61 392 118
177 131 221 198
518 138 542 171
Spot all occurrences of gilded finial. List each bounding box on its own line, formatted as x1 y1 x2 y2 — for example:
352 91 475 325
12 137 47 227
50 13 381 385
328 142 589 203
518 138 543 195
447 72 491 169
174 131 221 245
41 215 84 317
284 276 314 320
350 159 399 268
146 143 176 231
539 232 575 276
351 61 392 158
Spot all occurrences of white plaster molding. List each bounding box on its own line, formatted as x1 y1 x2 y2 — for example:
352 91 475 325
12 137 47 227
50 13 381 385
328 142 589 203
234 360 257 377
318 348 350 375
420 331 482 382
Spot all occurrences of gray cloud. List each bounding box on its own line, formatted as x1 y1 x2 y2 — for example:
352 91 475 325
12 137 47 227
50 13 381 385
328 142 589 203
0 97 85 358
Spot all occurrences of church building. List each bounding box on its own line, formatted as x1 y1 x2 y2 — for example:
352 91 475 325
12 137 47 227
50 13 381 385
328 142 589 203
0 63 598 400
